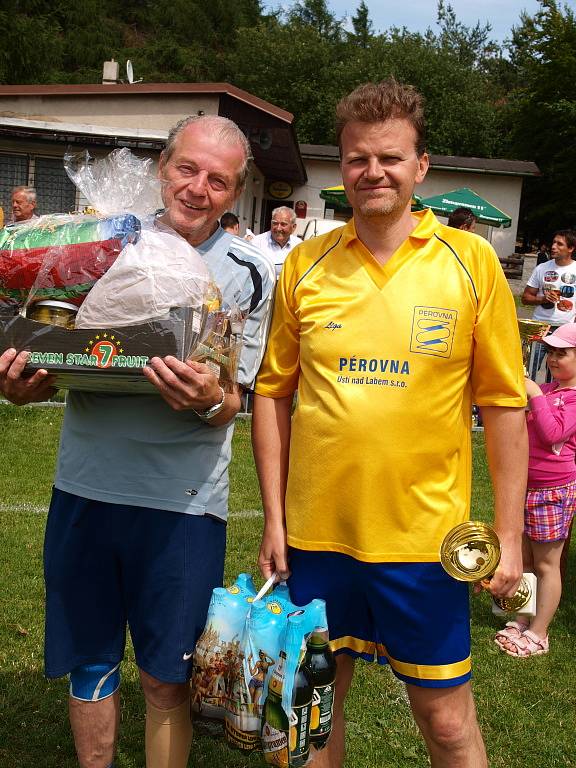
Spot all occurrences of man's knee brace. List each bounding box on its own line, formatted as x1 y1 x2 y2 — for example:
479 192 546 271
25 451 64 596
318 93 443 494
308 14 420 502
69 662 121 702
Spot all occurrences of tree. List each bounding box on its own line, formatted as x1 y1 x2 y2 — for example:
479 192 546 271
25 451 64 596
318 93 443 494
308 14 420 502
224 16 346 143
504 0 576 235
436 0 497 69
351 1 374 49
0 13 61 83
287 0 342 41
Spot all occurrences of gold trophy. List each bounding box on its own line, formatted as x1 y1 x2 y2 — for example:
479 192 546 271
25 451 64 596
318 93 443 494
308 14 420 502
440 521 533 612
517 318 550 376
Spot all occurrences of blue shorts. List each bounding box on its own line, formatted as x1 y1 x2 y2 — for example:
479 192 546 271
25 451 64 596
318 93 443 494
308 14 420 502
287 549 471 689
44 488 226 683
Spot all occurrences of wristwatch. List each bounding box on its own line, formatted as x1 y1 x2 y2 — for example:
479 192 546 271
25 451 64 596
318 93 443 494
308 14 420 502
193 386 226 421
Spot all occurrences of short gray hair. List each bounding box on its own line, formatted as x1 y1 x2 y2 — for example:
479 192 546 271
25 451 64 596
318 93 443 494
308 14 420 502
12 185 36 203
272 206 296 224
163 115 252 190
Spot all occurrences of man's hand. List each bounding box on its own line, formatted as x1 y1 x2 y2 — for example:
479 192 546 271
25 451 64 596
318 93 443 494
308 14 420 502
0 348 56 405
485 536 524 599
143 356 223 411
481 406 527 600
542 288 560 304
258 520 290 581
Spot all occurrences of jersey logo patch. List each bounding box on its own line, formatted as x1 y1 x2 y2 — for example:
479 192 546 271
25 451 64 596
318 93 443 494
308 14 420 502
410 306 457 358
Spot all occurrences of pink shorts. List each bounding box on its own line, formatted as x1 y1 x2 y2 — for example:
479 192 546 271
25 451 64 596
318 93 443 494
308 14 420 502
525 480 576 542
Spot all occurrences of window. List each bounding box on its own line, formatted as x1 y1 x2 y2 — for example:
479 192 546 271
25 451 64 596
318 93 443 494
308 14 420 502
33 157 77 215
0 154 27 213
0 153 78 219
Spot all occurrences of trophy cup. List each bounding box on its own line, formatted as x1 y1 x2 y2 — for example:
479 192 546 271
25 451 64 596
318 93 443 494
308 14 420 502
440 521 534 612
517 318 550 376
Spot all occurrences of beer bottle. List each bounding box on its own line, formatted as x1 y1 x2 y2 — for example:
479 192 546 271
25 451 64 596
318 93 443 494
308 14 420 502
303 627 336 750
289 638 313 767
261 651 290 767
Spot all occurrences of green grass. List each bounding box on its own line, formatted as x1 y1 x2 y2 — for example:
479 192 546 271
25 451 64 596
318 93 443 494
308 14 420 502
0 408 574 767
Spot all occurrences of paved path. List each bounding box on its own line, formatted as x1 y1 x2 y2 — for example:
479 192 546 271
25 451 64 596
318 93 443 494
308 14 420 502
508 253 535 313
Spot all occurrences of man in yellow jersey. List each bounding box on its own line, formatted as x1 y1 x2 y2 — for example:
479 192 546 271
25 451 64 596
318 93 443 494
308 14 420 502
252 78 528 768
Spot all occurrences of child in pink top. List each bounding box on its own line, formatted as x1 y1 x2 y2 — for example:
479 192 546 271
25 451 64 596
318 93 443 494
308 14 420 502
496 323 576 657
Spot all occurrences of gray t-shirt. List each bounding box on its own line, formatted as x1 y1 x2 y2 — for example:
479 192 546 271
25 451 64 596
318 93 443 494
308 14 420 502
54 225 275 520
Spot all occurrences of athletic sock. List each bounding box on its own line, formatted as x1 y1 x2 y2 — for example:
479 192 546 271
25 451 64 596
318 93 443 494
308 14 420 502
145 697 193 768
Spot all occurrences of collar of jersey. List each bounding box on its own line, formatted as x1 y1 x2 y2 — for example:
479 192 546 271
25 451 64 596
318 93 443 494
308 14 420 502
339 208 440 289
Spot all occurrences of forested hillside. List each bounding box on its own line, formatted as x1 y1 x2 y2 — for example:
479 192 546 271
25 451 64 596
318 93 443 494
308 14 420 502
1 0 575 234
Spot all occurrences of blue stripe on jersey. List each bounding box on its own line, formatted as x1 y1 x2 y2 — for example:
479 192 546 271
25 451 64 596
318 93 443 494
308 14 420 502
434 233 478 302
293 231 344 293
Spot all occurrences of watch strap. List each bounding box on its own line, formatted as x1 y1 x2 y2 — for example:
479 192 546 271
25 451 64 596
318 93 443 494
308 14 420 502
193 386 226 421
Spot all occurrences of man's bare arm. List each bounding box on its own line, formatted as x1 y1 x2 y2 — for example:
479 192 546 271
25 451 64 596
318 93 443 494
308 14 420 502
481 405 528 597
252 393 293 579
521 285 556 307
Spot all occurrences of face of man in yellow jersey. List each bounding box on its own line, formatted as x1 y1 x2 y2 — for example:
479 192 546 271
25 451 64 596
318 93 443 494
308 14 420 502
340 118 429 221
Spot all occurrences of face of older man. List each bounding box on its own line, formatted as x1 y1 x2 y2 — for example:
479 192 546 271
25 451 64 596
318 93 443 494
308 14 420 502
12 191 36 222
271 211 296 247
158 121 245 247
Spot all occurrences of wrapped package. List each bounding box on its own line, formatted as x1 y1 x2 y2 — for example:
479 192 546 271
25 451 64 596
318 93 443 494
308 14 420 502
0 148 247 392
193 574 335 767
0 213 140 311
74 219 211 328
64 147 162 218
192 574 257 723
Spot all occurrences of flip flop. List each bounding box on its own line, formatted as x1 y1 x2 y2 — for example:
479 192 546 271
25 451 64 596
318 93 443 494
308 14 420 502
501 630 549 658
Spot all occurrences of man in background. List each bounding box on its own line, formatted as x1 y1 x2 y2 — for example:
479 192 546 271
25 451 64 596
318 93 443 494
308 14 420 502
448 206 477 232
522 229 576 380
11 186 38 222
251 205 301 278
220 211 240 235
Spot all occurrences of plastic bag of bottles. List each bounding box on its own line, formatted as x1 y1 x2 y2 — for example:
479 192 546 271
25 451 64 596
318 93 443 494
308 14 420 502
191 573 257 723
192 573 336 767
261 603 336 767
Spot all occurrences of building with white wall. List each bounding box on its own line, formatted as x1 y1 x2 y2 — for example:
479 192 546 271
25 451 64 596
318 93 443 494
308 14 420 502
0 79 538 257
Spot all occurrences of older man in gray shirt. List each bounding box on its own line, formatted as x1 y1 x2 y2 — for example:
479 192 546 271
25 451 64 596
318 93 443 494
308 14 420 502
0 115 274 768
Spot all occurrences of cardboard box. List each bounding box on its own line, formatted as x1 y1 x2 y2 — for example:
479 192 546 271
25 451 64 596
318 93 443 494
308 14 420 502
0 307 204 394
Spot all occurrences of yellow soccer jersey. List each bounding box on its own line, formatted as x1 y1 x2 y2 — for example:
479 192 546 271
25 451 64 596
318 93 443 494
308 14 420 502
255 209 526 562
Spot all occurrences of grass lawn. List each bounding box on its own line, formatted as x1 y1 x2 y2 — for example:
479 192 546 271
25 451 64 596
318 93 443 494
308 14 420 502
0 405 574 767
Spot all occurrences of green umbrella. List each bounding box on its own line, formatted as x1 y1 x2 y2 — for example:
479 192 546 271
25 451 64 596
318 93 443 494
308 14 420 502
419 187 512 228
319 185 423 210
319 185 349 208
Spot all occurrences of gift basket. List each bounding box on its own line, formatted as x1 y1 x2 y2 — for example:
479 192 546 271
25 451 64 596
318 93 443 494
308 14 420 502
0 149 245 393
192 574 336 767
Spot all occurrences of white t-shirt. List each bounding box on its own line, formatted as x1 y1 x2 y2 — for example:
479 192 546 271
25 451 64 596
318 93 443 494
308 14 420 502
527 258 576 325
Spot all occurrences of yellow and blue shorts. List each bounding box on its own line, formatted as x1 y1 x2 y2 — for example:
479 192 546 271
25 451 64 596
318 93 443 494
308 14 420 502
287 548 471 689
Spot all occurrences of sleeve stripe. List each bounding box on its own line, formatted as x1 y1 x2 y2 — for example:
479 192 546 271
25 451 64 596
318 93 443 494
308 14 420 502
226 250 264 313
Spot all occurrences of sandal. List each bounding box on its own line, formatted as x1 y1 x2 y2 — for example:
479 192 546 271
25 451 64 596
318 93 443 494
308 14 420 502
494 621 528 649
502 630 549 658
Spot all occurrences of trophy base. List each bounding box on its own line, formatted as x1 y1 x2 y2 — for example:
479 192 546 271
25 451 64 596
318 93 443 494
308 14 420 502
491 573 537 617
